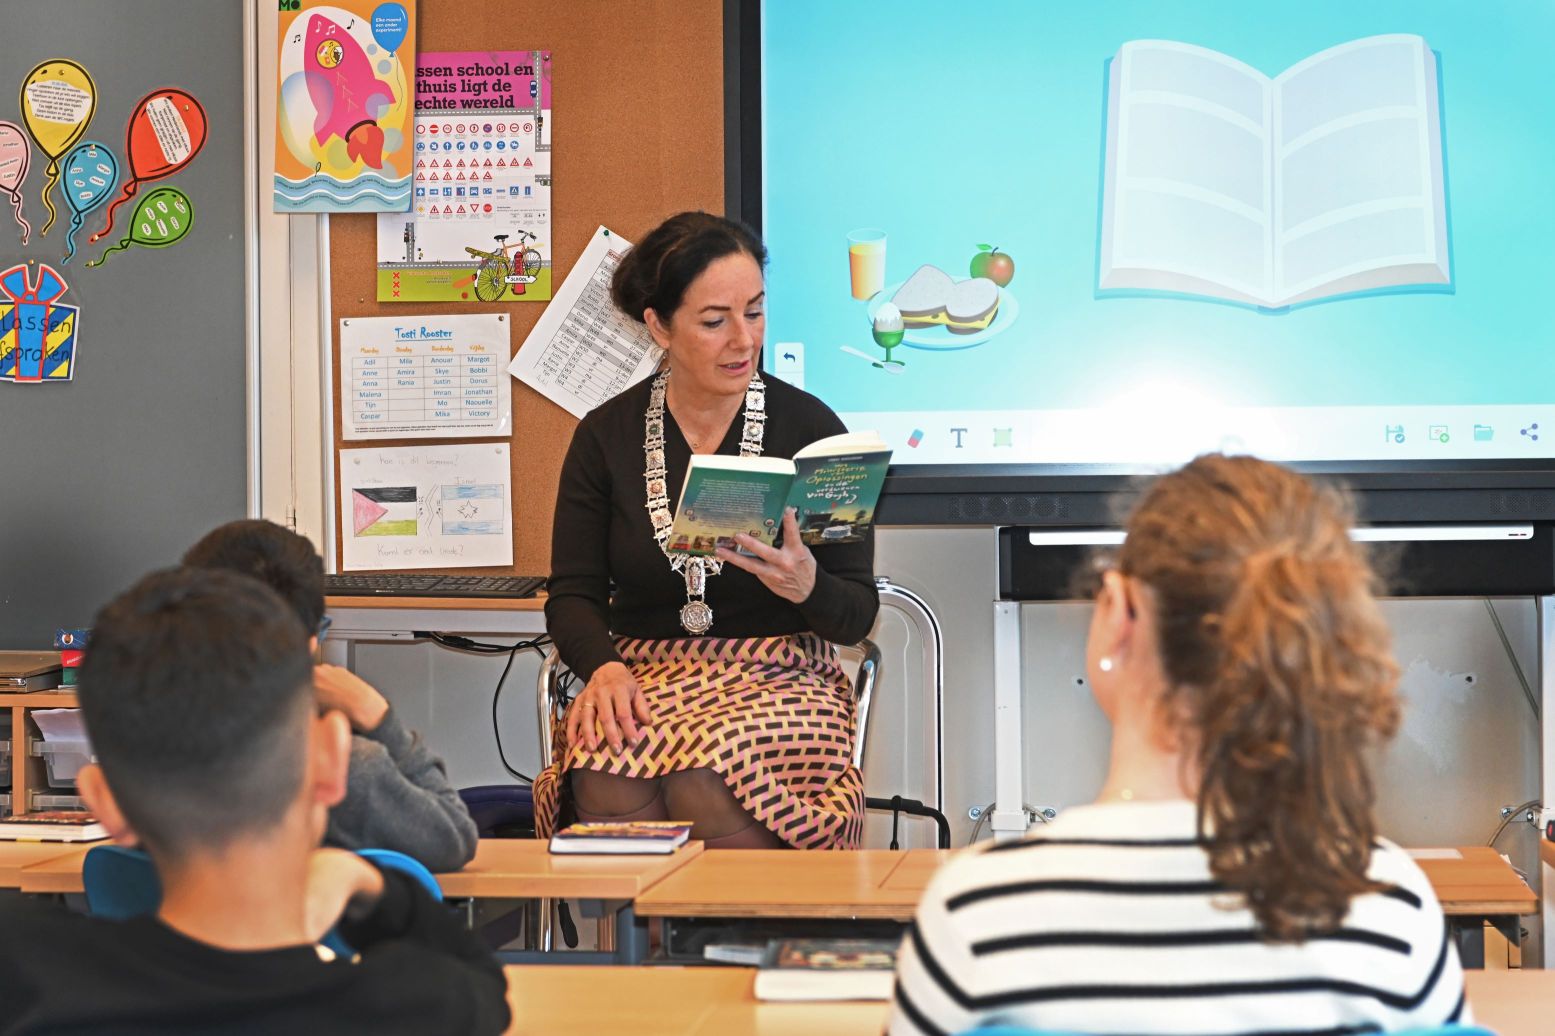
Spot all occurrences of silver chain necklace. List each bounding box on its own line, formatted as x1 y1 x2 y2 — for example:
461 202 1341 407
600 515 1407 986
644 368 766 634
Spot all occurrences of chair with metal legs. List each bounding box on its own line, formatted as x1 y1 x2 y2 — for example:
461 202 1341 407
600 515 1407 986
532 637 883 954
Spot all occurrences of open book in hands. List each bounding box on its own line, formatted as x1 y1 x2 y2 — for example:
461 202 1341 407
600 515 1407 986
665 431 890 557
1099 34 1449 308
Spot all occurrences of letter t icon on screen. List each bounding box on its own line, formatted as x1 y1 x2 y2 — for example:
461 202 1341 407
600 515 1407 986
950 427 968 448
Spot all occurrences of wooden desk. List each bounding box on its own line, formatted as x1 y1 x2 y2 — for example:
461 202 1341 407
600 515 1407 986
1467 968 1555 1034
15 845 93 894
321 595 548 668
324 595 545 612
0 841 92 889
14 837 703 900
503 966 888 1036
1414 846 1537 916
1413 846 1536 969
434 837 703 901
637 846 1531 970
503 967 1550 1036
634 849 952 920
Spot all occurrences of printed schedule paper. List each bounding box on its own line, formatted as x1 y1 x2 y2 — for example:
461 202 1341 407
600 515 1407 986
341 314 511 439
507 225 662 418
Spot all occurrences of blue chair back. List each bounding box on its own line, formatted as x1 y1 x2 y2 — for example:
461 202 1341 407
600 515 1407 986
82 844 442 952
82 844 161 921
320 848 444 957
356 848 442 901
458 784 534 837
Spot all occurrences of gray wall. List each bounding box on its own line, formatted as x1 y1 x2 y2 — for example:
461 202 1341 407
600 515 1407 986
0 0 247 646
351 526 1544 959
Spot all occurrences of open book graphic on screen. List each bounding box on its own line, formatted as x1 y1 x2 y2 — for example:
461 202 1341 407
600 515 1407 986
1098 34 1451 309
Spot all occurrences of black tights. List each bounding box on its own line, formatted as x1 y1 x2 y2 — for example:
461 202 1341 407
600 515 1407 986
570 769 785 849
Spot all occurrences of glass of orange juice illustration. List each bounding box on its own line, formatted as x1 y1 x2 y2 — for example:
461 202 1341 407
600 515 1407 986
847 228 887 300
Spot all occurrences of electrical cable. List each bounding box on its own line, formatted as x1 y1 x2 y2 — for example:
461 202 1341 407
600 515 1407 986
419 631 552 784
1482 599 1540 721
966 800 1049 846
1487 797 1541 847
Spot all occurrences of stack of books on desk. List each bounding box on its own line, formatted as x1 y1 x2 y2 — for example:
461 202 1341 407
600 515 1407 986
0 811 108 842
753 937 899 1001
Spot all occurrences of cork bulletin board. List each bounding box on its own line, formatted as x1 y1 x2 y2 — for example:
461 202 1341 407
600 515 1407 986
327 0 724 575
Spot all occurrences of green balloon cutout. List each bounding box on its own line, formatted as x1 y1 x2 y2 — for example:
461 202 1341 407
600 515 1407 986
87 186 193 267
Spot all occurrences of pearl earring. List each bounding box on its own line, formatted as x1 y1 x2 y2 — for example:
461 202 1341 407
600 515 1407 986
1098 656 1114 672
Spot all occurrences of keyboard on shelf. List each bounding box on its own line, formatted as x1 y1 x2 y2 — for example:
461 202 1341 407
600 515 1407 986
324 573 546 599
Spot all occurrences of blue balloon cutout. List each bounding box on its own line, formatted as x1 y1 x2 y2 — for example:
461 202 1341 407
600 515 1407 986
371 3 409 53
61 140 119 266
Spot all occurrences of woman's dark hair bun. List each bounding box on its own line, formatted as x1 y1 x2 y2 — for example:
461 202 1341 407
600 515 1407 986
611 211 767 324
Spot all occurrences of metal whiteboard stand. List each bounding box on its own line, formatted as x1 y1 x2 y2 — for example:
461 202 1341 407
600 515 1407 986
995 524 1551 877
992 599 1029 838
1540 594 1555 967
876 577 947 818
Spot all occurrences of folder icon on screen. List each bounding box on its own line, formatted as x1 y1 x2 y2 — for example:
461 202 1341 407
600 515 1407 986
1474 424 1494 442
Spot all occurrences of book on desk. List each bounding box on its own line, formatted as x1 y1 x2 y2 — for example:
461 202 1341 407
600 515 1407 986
548 821 692 855
753 937 899 1002
0 812 108 842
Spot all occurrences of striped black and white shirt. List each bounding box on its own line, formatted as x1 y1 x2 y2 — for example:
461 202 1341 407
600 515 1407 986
890 800 1468 1036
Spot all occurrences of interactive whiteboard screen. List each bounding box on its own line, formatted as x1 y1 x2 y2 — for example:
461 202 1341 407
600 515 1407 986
758 1 1555 469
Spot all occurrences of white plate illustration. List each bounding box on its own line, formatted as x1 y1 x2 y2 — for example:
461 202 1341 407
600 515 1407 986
865 276 1020 350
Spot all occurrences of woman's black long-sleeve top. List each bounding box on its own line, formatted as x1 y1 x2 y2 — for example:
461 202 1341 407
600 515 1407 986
545 374 879 681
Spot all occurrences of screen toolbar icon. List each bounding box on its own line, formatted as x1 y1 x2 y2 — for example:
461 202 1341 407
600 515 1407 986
1384 424 1405 444
1474 424 1494 442
1428 424 1449 443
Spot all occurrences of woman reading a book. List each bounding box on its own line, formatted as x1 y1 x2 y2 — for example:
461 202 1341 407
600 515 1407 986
536 212 879 849
889 455 1467 1034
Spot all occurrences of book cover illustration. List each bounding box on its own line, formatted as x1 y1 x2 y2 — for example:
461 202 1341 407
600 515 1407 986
555 821 691 841
665 459 792 557
768 938 899 971
1099 34 1450 310
1 811 97 826
788 449 889 547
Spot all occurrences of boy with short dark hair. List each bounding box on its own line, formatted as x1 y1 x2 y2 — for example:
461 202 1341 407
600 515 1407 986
0 568 509 1033
183 519 478 871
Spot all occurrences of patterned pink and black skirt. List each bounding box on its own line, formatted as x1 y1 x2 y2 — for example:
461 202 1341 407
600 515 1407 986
533 633 862 850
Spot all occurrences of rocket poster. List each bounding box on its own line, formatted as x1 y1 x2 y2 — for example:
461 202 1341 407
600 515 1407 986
274 1 416 213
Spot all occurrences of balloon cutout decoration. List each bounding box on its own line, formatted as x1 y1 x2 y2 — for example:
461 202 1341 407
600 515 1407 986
88 186 193 268
92 89 207 244
59 141 117 265
372 3 410 53
0 122 30 245
19 60 97 237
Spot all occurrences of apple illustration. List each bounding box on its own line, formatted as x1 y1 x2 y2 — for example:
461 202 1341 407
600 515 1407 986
970 244 1015 287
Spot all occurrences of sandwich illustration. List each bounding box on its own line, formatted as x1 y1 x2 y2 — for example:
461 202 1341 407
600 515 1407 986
890 264 1001 335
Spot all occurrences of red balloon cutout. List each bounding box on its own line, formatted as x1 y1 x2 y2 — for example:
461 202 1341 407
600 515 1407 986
91 89 208 243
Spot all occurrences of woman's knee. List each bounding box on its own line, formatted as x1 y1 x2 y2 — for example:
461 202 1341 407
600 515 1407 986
663 768 772 840
570 770 663 816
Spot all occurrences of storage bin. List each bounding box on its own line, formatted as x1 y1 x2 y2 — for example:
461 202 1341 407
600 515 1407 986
32 793 84 810
34 738 93 788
